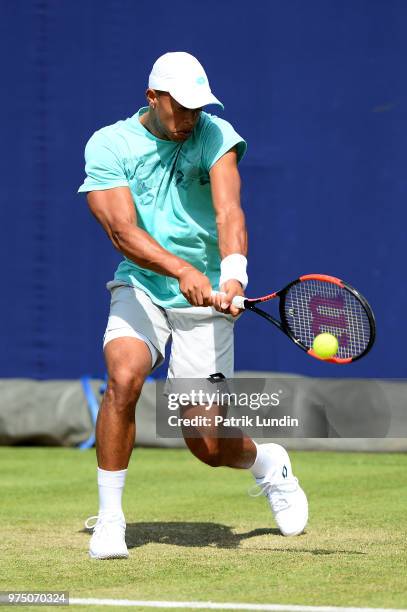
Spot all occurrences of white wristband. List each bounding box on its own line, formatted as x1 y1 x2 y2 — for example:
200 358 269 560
219 254 248 290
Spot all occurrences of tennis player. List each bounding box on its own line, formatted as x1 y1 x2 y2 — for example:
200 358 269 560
78 52 308 559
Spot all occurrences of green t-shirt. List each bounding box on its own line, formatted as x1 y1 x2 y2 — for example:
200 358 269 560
78 107 247 308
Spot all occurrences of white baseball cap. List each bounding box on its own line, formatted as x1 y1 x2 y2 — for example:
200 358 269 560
148 52 224 110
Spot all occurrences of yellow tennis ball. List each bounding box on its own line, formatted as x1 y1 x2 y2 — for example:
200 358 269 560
312 333 339 359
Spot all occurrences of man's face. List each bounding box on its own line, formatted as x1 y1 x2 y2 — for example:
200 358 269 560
148 90 202 142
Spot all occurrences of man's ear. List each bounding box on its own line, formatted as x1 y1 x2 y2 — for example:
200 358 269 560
146 88 158 109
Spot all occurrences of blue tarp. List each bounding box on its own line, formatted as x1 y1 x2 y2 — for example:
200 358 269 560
1 0 405 378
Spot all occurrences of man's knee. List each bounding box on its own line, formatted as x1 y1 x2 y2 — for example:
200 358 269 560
185 436 224 468
204 445 223 468
104 367 145 412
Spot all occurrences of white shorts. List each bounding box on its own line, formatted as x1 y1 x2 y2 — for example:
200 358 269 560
103 281 235 378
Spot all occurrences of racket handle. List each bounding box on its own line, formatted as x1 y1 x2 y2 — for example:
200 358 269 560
211 291 246 310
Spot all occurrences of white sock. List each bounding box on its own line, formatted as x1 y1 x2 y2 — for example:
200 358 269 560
97 467 127 515
250 443 292 480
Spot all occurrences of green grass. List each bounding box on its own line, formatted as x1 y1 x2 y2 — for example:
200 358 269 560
0 447 406 611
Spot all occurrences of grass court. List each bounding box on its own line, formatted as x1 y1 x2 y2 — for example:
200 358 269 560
1 447 406 611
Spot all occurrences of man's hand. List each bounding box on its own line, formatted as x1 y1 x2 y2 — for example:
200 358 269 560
212 279 244 317
178 267 213 306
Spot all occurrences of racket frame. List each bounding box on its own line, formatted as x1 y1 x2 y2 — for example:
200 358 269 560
242 274 376 364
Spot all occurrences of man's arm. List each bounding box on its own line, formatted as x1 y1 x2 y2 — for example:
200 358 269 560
86 187 212 306
209 148 248 315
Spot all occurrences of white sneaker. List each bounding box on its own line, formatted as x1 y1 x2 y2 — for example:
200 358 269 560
85 512 129 559
250 444 308 536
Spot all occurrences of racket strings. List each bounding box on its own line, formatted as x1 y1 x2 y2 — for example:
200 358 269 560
283 280 371 359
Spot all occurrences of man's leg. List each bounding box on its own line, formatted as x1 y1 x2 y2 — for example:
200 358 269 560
96 336 152 471
181 402 308 536
167 307 258 470
86 336 153 560
180 401 256 469
86 284 170 559
167 306 308 536
181 402 285 479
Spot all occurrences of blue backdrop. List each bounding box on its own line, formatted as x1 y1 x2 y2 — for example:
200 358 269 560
1 0 406 379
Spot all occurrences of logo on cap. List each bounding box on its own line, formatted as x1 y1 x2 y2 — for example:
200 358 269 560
196 76 206 85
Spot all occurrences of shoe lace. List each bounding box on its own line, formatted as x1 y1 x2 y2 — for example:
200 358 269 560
248 477 299 512
84 513 125 533
85 515 99 530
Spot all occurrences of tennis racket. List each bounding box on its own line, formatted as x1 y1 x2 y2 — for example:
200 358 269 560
214 273 376 364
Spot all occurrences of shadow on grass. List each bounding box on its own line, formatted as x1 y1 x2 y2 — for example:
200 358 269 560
81 522 366 554
117 522 365 554
125 522 278 549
